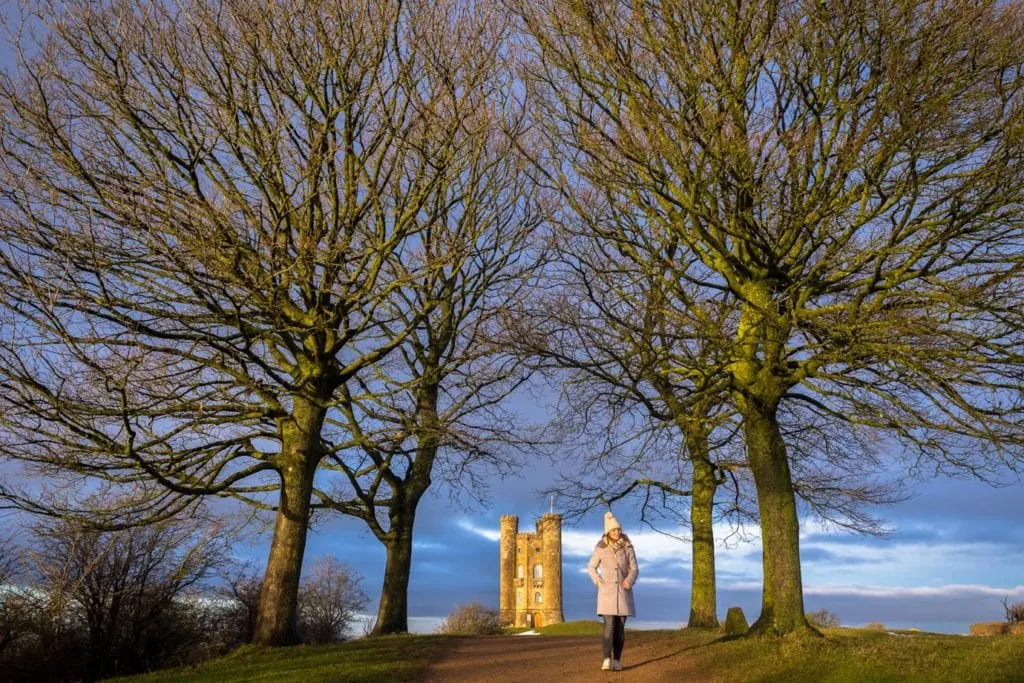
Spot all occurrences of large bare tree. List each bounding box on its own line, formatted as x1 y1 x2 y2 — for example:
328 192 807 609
310 3 548 634
0 0 523 645
515 207 898 628
518 0 1024 635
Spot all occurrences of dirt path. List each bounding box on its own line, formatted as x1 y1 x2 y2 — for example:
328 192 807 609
421 633 707 682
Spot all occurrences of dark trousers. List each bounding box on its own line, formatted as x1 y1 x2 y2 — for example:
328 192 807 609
602 615 626 660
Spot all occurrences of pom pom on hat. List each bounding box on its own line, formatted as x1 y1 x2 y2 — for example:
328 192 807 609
603 510 621 534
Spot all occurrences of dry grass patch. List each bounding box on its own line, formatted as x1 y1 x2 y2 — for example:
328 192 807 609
971 622 1009 636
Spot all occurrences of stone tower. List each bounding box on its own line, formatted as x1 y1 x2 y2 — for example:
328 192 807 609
498 513 564 628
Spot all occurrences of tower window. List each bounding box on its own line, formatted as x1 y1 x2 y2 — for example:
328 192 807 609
533 564 543 579
535 591 543 604
517 565 524 579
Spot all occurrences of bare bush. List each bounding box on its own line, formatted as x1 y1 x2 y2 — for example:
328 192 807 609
0 538 13 585
806 609 840 629
437 602 501 636
0 516 232 682
0 537 28 658
212 555 368 646
296 556 369 645
1002 597 1024 624
214 564 264 647
865 622 886 630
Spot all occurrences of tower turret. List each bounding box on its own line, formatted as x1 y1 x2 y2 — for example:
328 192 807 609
539 513 564 625
499 515 518 626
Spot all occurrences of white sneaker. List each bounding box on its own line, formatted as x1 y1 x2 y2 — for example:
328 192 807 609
601 658 611 671
612 660 622 671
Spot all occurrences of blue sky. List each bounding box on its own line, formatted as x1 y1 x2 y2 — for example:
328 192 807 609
283 435 1024 635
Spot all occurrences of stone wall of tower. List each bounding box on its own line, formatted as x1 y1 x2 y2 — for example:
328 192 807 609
499 515 518 626
538 513 564 625
516 531 537 627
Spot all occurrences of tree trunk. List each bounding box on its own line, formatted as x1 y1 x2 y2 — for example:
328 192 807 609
371 384 438 636
253 399 325 646
372 513 415 635
687 432 719 629
742 401 814 636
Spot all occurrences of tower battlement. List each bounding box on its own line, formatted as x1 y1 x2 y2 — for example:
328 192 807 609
498 513 564 628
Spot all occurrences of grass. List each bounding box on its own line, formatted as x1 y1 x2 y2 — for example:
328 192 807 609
536 619 604 635
656 627 1024 682
109 635 447 683
111 623 1024 682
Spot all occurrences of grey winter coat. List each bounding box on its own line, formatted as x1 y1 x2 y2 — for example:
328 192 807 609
586 537 638 617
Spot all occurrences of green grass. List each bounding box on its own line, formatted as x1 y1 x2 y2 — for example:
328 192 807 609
109 635 447 683
536 619 604 635
677 628 1024 682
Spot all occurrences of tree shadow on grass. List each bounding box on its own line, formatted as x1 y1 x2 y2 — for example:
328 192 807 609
623 634 728 672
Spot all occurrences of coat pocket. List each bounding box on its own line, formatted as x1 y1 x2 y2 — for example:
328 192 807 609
596 578 618 614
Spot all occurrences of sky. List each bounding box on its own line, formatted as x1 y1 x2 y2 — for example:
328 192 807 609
283 438 1024 636
2 5 1023 639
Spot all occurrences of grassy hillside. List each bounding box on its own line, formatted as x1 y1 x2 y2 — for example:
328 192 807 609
695 628 1024 681
110 636 443 683
112 623 1024 682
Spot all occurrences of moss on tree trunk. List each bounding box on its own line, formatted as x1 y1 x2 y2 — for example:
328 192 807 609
687 433 719 629
742 403 815 637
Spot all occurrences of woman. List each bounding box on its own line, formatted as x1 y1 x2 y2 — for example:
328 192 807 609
586 510 638 672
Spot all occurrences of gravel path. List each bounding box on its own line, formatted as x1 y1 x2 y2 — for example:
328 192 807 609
421 633 705 682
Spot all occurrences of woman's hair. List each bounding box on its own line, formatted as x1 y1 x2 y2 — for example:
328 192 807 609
598 530 631 548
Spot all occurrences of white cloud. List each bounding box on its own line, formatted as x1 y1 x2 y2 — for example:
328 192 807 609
803 583 1024 599
456 518 500 542
412 540 447 551
562 523 760 563
637 576 686 589
456 515 1024 600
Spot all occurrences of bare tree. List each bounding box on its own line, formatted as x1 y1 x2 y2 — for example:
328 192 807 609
296 555 368 644
517 0 1024 635
17 514 229 680
513 154 901 629
0 537 13 587
0 0 529 645
304 2 548 635
213 562 263 647
0 535 26 659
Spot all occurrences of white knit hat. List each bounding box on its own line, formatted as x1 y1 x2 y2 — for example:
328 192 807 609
603 510 621 534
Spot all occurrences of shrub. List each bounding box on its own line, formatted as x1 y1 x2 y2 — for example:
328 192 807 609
215 565 264 647
297 555 369 644
865 621 886 630
1002 597 1024 624
437 602 501 635
806 609 840 629
0 537 25 658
